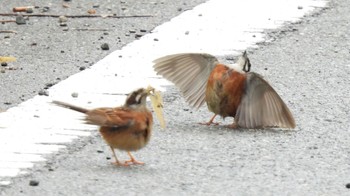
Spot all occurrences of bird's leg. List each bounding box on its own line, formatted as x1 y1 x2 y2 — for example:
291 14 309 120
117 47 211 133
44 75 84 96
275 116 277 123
110 146 129 166
199 114 219 126
125 151 145 165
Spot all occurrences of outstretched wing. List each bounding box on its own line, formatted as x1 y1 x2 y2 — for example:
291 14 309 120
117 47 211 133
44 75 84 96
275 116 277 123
235 73 296 128
153 53 219 108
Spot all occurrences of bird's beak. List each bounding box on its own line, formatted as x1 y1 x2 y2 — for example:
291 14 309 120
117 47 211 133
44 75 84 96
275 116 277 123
146 86 155 96
146 85 166 129
241 51 251 72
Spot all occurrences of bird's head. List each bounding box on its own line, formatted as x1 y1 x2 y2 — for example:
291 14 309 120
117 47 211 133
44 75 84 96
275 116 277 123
236 51 251 72
124 87 154 108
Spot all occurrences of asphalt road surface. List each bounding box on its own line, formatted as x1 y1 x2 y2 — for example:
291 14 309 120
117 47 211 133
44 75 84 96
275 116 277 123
1 0 350 195
0 0 206 110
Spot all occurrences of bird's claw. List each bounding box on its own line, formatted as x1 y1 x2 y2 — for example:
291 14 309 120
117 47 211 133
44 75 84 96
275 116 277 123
125 159 145 165
199 121 219 126
112 161 130 167
225 123 239 129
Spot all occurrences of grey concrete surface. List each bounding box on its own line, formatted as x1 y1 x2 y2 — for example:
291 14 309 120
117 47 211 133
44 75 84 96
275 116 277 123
1 0 350 195
0 0 206 110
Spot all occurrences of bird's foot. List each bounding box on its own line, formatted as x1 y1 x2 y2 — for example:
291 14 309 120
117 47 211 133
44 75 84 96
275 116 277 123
112 161 130 167
225 123 239 129
125 159 145 165
199 121 219 126
199 114 219 126
125 151 145 165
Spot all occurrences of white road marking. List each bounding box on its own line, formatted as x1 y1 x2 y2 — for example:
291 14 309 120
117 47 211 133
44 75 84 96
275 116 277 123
0 0 327 184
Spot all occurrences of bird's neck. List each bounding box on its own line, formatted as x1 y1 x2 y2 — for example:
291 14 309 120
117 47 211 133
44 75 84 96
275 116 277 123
225 63 245 73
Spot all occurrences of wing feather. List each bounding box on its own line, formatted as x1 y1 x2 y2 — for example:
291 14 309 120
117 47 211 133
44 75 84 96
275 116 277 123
153 53 218 108
235 73 295 128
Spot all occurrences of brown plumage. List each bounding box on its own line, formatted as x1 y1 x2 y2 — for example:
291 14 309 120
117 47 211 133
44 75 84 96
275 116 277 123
153 51 295 129
52 88 153 166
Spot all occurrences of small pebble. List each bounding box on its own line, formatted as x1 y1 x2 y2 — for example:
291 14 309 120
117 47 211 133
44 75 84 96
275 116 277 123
4 35 10 39
140 29 147 32
71 92 78 98
38 90 49 96
59 23 67 27
29 180 39 186
106 157 111 160
135 34 143 38
297 6 303 9
1 62 8 67
62 3 70 8
44 83 54 89
177 8 182 11
58 16 68 23
15 15 26 25
346 183 350 189
26 7 34 13
79 66 86 71
153 38 159 41
42 6 50 12
129 30 136 33
101 43 109 50
92 5 100 8
87 9 96 14
97 150 104 153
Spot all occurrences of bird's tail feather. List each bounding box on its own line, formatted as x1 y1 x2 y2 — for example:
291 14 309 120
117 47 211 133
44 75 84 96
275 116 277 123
51 100 88 114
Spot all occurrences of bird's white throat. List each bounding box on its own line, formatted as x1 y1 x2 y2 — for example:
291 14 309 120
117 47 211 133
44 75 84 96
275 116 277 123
226 63 245 73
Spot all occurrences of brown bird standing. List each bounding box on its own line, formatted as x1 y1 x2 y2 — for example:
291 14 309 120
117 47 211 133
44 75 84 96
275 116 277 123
153 51 295 129
52 88 154 166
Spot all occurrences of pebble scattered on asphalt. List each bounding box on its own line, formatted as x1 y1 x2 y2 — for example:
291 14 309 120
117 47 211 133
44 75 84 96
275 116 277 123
100 43 109 50
38 90 49 96
15 15 26 25
71 92 79 98
29 180 39 186
346 183 350 189
58 16 68 23
135 34 143 38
